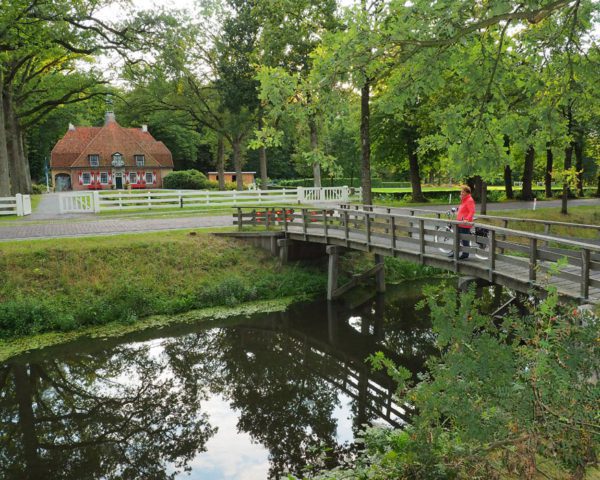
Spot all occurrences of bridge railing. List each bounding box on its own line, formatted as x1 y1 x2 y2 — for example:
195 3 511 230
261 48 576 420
234 206 600 301
339 203 600 242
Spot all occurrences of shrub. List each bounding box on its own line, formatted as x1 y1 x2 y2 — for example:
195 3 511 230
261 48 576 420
163 170 208 190
31 184 46 194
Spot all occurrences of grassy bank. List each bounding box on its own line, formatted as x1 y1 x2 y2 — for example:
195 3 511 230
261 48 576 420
0 230 442 342
0 231 328 340
486 205 600 240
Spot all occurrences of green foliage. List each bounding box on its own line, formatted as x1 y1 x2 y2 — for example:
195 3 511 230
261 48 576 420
315 284 599 479
0 232 328 339
163 169 208 190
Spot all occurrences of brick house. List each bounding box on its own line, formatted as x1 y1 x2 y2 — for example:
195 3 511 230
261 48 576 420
50 112 173 191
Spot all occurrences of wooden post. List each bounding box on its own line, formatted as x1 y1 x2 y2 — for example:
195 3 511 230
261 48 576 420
529 238 537 282
391 215 396 251
283 207 288 232
302 208 307 239
418 219 425 262
365 212 371 251
327 245 340 301
581 248 590 300
277 238 289 265
500 219 508 254
453 224 460 264
344 210 349 247
323 209 328 239
375 254 385 293
237 208 242 231
544 223 550 247
409 210 414 238
265 207 270 230
488 229 496 282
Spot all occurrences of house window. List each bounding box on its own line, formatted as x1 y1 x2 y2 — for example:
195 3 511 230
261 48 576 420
100 172 108 184
82 172 91 185
145 172 153 184
129 172 137 184
111 153 124 167
88 155 99 167
135 155 145 166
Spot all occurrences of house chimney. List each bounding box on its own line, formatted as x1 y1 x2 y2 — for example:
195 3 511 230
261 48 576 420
68 123 76 131
142 124 148 132
105 111 116 124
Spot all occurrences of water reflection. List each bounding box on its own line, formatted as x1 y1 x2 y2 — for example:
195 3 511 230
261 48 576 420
0 281 437 479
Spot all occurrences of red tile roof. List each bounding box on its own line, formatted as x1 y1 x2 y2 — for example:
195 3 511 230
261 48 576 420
50 119 173 169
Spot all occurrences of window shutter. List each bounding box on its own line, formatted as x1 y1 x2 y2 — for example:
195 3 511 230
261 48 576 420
153 171 157 183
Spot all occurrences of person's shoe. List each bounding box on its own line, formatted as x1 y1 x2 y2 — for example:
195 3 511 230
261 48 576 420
458 254 469 260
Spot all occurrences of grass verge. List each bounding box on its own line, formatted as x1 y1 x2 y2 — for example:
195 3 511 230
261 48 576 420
0 230 327 340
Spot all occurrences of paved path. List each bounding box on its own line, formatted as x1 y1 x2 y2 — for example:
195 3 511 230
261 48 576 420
0 197 597 241
0 215 233 241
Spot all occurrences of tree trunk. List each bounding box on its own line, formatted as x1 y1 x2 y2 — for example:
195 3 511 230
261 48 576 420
0 72 10 196
217 136 225 191
545 146 553 198
360 80 372 205
3 88 31 194
521 146 535 201
480 181 488 215
504 165 513 199
596 175 600 198
474 175 483 203
309 116 321 188
574 135 584 197
406 124 425 202
232 137 243 191
258 112 268 190
13 364 43 480
561 142 573 215
503 136 513 199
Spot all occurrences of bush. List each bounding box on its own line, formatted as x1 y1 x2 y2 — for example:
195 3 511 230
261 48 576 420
163 170 208 190
278 177 379 188
31 184 46 194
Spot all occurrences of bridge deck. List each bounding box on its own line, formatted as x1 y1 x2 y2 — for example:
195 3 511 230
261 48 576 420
235 206 600 304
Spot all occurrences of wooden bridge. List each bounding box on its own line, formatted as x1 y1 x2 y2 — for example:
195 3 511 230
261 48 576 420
234 205 600 305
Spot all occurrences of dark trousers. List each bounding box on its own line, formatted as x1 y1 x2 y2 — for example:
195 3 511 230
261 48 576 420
458 226 471 258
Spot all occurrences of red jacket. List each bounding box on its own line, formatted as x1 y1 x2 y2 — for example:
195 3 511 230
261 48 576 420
457 193 475 227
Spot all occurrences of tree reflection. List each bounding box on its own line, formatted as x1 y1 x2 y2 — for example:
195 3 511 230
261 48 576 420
0 343 216 480
0 286 438 479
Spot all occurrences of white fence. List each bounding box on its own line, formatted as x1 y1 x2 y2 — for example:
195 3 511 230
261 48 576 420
57 186 361 214
0 194 32 216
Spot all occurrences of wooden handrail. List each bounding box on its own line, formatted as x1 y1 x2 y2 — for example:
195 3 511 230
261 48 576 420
233 205 599 301
234 205 600 251
340 203 600 233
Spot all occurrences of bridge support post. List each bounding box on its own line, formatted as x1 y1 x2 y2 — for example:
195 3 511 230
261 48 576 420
327 245 340 301
277 238 289 265
375 254 386 293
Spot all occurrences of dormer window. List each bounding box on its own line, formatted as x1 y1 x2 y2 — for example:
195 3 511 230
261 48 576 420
111 152 124 167
135 155 145 167
88 154 99 167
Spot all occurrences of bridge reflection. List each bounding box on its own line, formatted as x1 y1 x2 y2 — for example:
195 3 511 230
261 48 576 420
0 284 436 479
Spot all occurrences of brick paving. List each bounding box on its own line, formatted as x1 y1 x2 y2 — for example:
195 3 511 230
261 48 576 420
0 215 233 241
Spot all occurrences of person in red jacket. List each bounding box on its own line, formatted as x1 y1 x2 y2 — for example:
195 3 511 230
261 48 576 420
450 185 475 259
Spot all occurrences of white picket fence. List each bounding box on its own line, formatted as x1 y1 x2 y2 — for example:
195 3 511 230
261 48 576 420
58 186 361 214
0 194 32 216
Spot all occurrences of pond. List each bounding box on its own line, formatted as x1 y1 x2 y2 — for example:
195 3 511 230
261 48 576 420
0 280 440 479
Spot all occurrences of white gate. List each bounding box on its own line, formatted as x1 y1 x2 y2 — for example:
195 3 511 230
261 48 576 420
59 192 96 213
